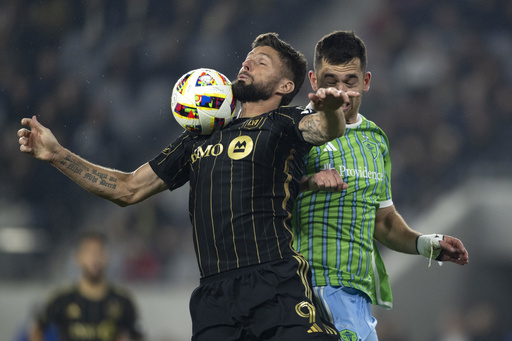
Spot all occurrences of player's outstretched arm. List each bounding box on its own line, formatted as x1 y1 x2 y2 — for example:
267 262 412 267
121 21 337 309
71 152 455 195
299 168 347 193
18 116 168 206
299 87 359 146
374 205 469 266
374 205 420 255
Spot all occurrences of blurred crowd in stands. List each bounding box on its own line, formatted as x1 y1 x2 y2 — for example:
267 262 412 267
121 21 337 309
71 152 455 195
1 0 511 285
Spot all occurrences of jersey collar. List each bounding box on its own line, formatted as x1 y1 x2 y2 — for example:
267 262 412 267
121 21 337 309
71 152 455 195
346 114 362 129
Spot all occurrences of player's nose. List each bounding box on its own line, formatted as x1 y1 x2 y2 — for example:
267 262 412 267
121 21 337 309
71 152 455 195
241 59 251 71
336 84 348 92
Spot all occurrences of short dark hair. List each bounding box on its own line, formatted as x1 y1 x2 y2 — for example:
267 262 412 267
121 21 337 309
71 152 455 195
251 32 307 106
314 30 367 73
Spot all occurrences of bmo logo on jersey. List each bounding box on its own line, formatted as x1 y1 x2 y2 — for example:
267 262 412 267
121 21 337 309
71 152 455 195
191 143 224 163
228 136 253 160
191 136 254 163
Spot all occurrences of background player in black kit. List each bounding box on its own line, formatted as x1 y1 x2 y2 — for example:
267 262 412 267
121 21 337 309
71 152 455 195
18 33 359 340
29 231 144 341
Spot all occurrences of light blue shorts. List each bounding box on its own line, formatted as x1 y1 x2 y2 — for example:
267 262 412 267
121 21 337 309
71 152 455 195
313 286 378 341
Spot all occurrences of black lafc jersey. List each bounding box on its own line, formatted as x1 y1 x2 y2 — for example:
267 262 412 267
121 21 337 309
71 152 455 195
37 285 143 341
150 106 315 278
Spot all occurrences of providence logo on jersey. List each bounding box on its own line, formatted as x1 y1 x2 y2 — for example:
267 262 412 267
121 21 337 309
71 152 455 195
323 163 384 181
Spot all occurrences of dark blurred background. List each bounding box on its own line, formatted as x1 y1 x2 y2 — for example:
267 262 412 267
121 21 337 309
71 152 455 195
1 0 511 340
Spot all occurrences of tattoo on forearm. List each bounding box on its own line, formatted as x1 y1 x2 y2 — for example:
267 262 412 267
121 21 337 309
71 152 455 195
90 169 117 189
61 155 89 175
304 115 320 131
302 116 328 145
61 155 117 189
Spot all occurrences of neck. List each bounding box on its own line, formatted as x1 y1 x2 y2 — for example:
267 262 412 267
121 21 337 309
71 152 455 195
79 277 107 300
238 97 281 118
345 111 359 124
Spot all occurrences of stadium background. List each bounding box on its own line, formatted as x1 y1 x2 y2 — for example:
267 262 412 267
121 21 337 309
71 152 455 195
1 0 511 340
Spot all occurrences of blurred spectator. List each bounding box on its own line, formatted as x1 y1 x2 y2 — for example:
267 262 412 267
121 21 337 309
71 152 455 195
28 231 144 341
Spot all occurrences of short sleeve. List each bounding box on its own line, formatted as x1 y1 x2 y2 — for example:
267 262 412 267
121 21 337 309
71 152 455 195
35 292 63 329
378 130 393 205
279 106 316 150
121 296 144 339
149 131 196 191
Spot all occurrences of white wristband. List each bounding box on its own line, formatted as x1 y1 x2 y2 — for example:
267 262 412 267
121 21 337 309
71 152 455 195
416 234 444 267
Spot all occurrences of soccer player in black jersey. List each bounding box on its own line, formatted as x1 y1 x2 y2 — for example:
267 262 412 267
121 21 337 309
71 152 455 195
29 231 144 341
19 33 359 340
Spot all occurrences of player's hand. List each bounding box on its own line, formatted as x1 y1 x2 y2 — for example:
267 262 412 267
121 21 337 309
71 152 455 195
307 168 347 192
18 115 61 162
308 87 360 113
437 235 469 266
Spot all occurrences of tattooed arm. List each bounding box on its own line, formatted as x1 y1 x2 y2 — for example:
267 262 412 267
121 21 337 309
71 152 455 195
18 116 167 206
299 87 359 146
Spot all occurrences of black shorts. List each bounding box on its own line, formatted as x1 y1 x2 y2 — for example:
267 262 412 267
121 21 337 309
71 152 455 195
189 255 340 341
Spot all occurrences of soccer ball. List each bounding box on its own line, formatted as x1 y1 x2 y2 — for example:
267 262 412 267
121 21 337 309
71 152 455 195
171 68 236 135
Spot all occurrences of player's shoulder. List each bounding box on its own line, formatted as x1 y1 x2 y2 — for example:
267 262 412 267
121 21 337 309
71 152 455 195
45 283 78 303
358 114 376 127
179 129 206 142
275 105 309 115
358 114 386 134
165 128 207 152
270 105 312 125
108 283 136 301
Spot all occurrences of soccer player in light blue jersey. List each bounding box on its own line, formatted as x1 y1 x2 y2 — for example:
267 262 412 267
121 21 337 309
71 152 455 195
292 31 469 341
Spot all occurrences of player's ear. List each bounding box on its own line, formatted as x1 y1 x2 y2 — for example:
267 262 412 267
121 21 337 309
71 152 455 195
308 70 318 91
363 71 371 92
276 79 295 96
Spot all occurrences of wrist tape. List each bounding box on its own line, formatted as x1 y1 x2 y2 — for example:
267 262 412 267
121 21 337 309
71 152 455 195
416 234 444 267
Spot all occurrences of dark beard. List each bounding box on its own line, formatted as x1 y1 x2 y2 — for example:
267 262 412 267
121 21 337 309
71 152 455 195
83 268 104 284
232 79 274 103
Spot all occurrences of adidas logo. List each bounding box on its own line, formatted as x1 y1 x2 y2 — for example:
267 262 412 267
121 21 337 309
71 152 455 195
307 323 323 333
307 323 338 335
322 142 337 152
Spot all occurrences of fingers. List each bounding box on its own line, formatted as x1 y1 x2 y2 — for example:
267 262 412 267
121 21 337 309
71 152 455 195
442 237 468 255
20 116 33 127
18 132 32 153
311 169 347 192
307 92 318 103
338 90 360 103
20 115 41 129
19 144 32 153
309 88 360 106
326 168 346 191
18 116 39 154
447 255 468 266
439 239 456 253
316 174 337 190
18 128 31 138
439 237 469 265
312 88 360 101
